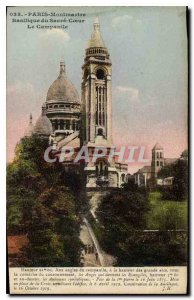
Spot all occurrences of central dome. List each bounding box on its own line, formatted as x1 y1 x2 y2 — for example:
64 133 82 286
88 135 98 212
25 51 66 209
46 61 80 103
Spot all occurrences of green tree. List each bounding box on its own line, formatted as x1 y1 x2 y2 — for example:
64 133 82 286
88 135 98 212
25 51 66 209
158 158 188 201
173 159 188 200
7 134 84 266
96 188 187 266
96 190 149 265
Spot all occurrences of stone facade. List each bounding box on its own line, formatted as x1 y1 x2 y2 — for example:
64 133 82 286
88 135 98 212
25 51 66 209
134 143 179 187
151 143 164 179
81 18 128 188
45 60 81 141
25 18 128 189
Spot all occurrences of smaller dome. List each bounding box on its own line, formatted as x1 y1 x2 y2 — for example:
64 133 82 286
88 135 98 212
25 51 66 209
34 105 53 136
24 114 34 137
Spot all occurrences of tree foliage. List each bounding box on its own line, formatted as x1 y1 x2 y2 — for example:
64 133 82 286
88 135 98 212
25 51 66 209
7 135 84 266
96 190 149 265
158 159 188 201
96 187 187 266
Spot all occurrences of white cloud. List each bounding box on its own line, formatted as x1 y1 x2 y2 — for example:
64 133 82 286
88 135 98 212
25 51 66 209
42 29 70 42
111 15 142 28
116 85 139 102
111 15 133 27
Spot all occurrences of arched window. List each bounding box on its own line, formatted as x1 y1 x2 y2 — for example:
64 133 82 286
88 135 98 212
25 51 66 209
96 160 108 177
54 119 58 131
121 174 125 182
72 120 75 131
66 120 70 130
96 69 105 80
60 120 64 130
96 86 106 127
97 128 103 136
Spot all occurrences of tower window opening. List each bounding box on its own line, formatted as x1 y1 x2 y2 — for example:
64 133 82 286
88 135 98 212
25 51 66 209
54 119 58 131
102 112 105 125
100 162 103 174
99 114 102 125
104 166 108 177
96 165 99 176
157 152 159 159
60 120 64 130
96 85 106 127
97 128 103 136
96 87 98 124
66 120 70 130
121 174 125 182
157 161 159 166
72 120 75 131
160 152 163 158
96 160 108 177
96 69 105 80
99 88 102 125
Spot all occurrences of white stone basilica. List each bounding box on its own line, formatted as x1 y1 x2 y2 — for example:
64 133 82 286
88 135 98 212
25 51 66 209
25 18 128 188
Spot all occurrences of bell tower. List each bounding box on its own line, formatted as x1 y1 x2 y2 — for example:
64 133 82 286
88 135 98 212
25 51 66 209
151 143 164 179
80 18 125 188
81 18 112 146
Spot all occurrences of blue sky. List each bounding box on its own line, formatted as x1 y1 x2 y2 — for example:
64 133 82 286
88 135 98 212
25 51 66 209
7 6 188 172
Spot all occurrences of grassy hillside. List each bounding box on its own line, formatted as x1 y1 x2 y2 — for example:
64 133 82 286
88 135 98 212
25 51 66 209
146 192 188 230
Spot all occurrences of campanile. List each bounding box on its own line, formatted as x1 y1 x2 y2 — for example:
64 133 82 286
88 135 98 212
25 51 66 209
81 18 112 146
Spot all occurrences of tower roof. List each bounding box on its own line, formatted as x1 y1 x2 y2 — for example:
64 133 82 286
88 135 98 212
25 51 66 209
24 113 34 137
34 105 53 136
88 17 106 48
152 143 163 150
46 60 80 103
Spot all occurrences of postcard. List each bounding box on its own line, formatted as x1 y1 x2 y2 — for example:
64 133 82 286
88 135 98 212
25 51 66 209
7 6 188 294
